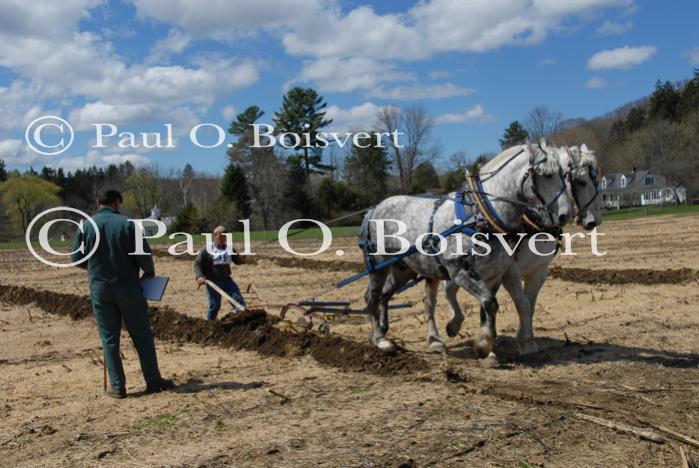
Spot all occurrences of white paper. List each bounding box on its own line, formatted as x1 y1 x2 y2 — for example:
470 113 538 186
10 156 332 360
140 276 169 301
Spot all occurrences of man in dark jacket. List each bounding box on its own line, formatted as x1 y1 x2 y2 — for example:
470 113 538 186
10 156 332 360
194 225 246 320
72 189 173 398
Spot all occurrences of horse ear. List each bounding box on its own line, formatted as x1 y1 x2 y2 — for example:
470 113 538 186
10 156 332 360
526 140 537 164
539 138 548 149
580 143 589 152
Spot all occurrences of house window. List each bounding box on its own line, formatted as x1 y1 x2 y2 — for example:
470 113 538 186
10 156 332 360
601 178 607 189
620 175 627 188
645 175 654 186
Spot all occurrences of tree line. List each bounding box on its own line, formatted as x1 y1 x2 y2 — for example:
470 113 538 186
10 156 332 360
1 70 697 240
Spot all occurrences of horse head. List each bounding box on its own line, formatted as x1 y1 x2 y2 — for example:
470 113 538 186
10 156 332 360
523 139 573 227
565 143 602 230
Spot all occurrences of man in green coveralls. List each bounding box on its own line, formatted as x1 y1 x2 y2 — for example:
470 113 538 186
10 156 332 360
72 189 173 398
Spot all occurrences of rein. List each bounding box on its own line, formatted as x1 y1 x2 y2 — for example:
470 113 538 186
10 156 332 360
462 144 567 233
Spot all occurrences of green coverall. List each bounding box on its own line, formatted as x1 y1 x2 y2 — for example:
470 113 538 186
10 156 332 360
72 207 162 391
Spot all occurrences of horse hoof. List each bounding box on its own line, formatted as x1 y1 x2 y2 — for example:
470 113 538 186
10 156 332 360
376 338 394 351
479 352 499 368
517 339 538 356
429 340 446 354
472 333 493 358
445 321 461 338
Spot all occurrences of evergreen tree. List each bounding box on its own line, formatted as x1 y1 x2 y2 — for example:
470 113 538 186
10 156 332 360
679 68 699 118
170 202 203 233
316 179 358 219
273 87 332 177
220 163 252 219
228 106 265 148
648 80 681 122
343 140 391 205
0 160 7 182
625 106 646 133
499 121 529 149
410 161 440 194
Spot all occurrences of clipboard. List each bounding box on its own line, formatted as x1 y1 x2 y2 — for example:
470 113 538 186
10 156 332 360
140 276 169 301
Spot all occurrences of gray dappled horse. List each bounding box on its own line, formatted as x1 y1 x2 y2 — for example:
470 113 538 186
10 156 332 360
361 141 573 361
442 143 602 355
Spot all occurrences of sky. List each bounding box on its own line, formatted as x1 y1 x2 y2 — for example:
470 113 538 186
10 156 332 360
1 0 698 175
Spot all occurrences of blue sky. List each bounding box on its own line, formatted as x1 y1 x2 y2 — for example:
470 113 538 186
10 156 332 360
1 0 698 174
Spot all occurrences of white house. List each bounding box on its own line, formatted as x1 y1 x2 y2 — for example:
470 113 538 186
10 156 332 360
600 170 687 209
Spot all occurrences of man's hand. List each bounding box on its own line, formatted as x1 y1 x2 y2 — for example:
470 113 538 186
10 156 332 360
140 272 154 280
196 277 205 289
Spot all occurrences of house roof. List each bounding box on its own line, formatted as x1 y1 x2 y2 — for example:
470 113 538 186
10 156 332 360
601 170 667 191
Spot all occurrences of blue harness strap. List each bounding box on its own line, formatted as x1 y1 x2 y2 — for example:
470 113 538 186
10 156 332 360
425 199 450 278
337 193 478 289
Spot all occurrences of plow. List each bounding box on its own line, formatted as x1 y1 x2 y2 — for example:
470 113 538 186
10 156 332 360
202 281 415 336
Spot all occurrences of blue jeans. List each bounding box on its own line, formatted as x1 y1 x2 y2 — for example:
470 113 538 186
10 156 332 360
205 275 246 320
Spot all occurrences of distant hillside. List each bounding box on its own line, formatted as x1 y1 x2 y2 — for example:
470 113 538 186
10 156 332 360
551 70 699 197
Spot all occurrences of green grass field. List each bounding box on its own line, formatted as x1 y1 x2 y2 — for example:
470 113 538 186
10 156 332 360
0 225 361 250
601 203 699 221
3 205 699 250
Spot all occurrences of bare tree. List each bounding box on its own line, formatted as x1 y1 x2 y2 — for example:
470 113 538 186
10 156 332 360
125 167 166 218
376 105 435 192
178 163 194 206
525 106 563 141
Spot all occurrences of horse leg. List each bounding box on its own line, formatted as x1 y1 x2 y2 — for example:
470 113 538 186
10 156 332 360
501 265 536 355
423 279 445 353
365 268 393 351
479 281 500 340
444 280 464 337
449 267 498 359
379 265 416 335
521 267 549 349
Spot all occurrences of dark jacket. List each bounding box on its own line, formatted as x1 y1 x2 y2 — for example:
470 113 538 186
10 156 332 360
194 245 243 280
71 207 155 290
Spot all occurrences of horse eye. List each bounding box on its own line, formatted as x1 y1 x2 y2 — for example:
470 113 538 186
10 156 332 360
545 174 553 179
577 180 587 187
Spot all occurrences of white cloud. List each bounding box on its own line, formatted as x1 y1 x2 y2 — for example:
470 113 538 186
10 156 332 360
596 20 632 35
294 57 412 93
283 5 426 60
221 105 237 121
539 57 556 65
428 70 451 79
587 45 656 70
68 102 157 130
146 28 191 64
434 104 492 124
52 149 152 172
367 83 475 101
0 138 42 165
0 1 259 139
585 76 609 88
279 0 634 91
129 0 328 37
688 46 699 66
323 102 388 133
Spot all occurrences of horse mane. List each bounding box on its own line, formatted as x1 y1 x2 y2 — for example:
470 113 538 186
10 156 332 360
478 145 527 174
528 142 561 176
568 145 599 178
